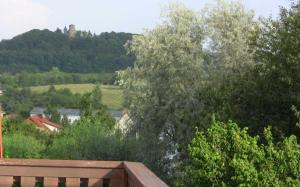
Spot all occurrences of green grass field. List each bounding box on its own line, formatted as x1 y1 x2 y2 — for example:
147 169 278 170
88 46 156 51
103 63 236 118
30 84 124 110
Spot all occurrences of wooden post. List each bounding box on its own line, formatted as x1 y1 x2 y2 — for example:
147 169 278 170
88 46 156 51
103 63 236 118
0 106 3 159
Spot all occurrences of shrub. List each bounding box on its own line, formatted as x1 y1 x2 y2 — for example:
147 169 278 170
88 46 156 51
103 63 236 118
177 118 300 186
3 133 46 159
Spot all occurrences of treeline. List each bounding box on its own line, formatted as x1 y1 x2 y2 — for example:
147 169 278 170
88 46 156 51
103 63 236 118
1 86 81 117
0 67 114 88
0 29 134 73
0 84 107 119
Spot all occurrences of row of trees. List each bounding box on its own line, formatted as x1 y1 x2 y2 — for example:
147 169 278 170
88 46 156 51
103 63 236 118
118 0 300 185
0 86 81 117
0 30 134 73
0 68 114 88
0 84 105 120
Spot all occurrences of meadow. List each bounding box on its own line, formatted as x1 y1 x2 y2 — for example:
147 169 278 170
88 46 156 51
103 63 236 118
31 84 124 110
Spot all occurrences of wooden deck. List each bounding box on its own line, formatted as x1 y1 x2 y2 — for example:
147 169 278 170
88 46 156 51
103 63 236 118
0 159 168 187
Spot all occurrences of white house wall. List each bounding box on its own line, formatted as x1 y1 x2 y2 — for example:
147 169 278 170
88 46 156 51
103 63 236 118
44 123 58 132
61 115 80 123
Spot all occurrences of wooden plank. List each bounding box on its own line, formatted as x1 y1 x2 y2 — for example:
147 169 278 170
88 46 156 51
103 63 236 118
110 170 126 187
0 109 3 159
128 176 140 187
0 159 123 169
0 176 13 187
44 177 58 187
21 176 36 187
111 179 125 187
66 178 80 187
89 178 103 187
124 162 169 187
0 166 123 179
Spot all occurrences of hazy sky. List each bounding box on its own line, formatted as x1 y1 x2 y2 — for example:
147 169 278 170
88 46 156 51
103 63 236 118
0 0 290 40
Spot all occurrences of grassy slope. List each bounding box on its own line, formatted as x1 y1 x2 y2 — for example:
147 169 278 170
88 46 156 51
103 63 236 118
30 84 124 110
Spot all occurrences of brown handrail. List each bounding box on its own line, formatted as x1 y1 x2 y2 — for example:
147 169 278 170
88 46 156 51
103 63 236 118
0 106 3 159
0 159 169 187
124 162 169 187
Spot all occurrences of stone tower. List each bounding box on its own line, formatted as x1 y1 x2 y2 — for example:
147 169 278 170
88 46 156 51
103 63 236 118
68 24 77 38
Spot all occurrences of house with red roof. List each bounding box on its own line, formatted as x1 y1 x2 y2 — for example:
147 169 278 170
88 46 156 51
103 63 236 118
27 116 63 132
30 107 80 123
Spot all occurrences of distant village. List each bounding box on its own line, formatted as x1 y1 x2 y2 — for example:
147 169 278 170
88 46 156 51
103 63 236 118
0 98 125 133
26 107 124 132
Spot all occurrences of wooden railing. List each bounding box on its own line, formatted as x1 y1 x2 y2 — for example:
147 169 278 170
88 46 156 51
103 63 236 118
0 159 168 187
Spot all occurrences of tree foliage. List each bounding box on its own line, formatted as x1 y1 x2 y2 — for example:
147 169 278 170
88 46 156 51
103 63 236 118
3 133 46 159
120 3 206 178
1 94 130 161
203 0 257 74
225 0 300 138
46 112 133 161
0 87 81 117
119 1 258 180
177 118 300 186
0 70 114 88
80 84 104 117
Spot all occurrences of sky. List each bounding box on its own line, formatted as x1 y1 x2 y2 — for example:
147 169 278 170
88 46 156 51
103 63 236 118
0 0 291 40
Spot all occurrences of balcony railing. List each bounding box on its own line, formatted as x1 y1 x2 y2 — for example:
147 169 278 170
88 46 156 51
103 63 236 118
0 159 168 187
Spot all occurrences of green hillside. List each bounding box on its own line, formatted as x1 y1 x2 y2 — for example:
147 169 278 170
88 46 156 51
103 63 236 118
0 29 134 73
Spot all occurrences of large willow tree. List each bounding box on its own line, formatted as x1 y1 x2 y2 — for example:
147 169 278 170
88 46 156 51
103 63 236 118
120 4 204 178
119 0 257 179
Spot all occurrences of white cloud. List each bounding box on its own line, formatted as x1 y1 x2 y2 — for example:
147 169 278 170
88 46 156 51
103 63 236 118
0 0 51 40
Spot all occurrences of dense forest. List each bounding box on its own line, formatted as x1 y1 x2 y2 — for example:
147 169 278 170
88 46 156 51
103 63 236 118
0 29 134 73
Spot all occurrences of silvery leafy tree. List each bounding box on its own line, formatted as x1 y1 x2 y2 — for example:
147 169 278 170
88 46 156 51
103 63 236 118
203 0 257 76
119 0 258 180
119 3 204 178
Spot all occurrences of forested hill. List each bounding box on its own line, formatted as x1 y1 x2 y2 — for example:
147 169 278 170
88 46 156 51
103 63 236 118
0 29 134 73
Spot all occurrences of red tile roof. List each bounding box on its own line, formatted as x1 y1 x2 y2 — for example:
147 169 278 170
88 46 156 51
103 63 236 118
28 116 63 130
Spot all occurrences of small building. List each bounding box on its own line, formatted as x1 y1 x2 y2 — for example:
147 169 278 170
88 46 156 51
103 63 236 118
64 24 77 38
30 107 46 118
110 110 123 121
57 108 80 123
27 116 63 132
30 107 80 123
68 24 77 38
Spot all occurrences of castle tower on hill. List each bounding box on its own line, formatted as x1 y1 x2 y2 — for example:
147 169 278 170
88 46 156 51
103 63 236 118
68 24 77 38
64 24 77 38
